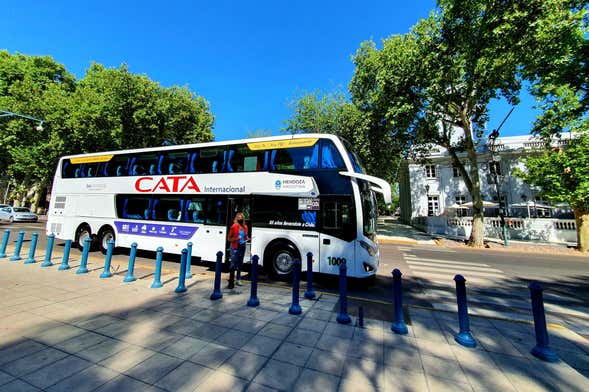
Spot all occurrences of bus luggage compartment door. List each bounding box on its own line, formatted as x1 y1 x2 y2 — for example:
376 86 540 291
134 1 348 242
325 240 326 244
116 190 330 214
199 225 226 262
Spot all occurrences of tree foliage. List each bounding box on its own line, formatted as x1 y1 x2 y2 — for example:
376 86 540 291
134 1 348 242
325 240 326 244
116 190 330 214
349 0 588 247
516 133 589 251
283 90 398 184
0 52 215 207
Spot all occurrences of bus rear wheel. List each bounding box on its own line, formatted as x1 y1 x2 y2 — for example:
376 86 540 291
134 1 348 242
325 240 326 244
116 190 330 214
268 243 300 280
75 224 93 250
98 227 115 255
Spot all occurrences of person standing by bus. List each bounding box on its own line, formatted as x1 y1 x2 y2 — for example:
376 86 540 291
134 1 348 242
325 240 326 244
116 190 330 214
227 211 248 289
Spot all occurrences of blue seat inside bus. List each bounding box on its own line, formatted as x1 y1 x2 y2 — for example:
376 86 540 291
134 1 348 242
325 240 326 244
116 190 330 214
122 198 143 219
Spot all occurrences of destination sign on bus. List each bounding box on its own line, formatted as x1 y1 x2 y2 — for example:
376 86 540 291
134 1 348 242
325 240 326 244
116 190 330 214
298 198 319 210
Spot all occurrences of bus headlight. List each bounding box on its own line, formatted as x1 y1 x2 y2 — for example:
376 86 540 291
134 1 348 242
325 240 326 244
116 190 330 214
359 240 377 256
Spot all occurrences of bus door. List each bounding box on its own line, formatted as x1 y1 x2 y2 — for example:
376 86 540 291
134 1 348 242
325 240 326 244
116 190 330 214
227 197 252 262
319 196 356 275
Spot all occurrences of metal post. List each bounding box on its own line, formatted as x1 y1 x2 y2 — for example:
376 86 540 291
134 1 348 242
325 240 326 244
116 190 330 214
151 246 164 288
41 233 55 267
453 275 477 347
76 237 91 274
100 240 114 278
123 242 138 282
304 251 316 299
0 229 10 258
336 262 351 324
210 251 223 300
24 232 39 264
185 242 193 279
529 282 559 362
175 248 188 293
9 230 25 261
391 269 408 334
58 239 72 270
247 255 260 307
288 259 302 315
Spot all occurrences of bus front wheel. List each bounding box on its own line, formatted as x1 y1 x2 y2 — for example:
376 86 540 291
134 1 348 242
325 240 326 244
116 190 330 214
268 243 300 280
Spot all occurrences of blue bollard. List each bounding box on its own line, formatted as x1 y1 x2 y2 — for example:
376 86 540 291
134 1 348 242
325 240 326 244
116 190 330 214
210 251 223 300
58 239 72 270
100 240 115 278
123 242 138 282
9 230 25 261
0 229 10 258
247 255 260 307
289 259 302 315
151 246 164 288
185 242 193 279
358 306 364 328
175 248 188 293
529 282 559 362
76 237 91 274
454 275 477 347
336 262 352 324
391 269 408 334
24 232 39 264
41 233 55 267
304 251 316 300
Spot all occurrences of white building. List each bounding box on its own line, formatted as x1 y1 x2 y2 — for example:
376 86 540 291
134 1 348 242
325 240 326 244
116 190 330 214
398 133 577 244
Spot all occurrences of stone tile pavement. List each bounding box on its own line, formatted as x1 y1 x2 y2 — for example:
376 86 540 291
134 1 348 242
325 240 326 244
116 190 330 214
1 258 589 391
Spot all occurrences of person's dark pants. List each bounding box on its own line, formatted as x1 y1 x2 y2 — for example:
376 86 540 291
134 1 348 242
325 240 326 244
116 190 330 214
228 244 245 288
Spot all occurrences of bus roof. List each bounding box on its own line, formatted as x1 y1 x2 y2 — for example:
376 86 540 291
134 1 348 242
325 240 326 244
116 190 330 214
59 133 343 160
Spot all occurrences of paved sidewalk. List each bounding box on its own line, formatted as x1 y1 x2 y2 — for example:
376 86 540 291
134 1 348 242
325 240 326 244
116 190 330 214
377 218 438 246
1 253 589 391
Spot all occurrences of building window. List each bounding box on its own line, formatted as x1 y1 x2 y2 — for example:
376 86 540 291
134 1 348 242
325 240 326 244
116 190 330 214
455 195 467 217
452 165 461 177
489 161 502 176
425 164 437 178
427 196 439 216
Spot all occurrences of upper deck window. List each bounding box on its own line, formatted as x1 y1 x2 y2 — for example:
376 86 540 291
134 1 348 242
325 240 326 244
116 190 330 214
60 138 347 178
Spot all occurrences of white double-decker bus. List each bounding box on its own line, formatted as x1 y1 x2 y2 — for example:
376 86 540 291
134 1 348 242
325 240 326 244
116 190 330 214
46 134 391 278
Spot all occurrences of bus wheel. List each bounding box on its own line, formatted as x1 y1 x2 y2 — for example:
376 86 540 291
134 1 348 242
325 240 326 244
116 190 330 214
99 227 115 255
269 243 299 279
75 224 92 250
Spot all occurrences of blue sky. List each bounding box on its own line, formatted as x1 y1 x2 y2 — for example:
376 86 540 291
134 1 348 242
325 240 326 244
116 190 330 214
3 0 538 141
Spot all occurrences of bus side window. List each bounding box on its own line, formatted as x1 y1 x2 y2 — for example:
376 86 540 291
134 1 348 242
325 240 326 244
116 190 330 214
320 140 345 169
187 199 205 223
206 198 226 225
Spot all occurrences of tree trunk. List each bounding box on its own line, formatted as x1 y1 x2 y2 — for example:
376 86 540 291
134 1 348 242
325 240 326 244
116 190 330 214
574 208 589 253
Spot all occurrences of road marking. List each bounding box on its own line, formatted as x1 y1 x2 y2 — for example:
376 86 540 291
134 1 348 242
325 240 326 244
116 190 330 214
406 260 503 273
406 265 505 278
403 255 492 267
398 246 455 253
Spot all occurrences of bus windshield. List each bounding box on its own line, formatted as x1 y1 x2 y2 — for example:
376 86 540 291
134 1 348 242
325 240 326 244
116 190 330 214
359 180 377 240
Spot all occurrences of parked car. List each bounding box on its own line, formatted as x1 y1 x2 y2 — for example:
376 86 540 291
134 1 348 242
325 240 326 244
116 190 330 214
0 206 38 223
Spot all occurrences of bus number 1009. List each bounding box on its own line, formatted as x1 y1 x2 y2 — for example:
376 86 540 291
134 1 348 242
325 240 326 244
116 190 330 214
327 257 347 266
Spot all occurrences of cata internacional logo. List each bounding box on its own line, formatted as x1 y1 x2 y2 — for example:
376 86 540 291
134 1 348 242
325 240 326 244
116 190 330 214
274 180 282 190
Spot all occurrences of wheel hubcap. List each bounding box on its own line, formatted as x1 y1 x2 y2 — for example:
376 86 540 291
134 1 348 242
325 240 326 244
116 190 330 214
274 252 294 274
102 232 114 249
79 231 90 246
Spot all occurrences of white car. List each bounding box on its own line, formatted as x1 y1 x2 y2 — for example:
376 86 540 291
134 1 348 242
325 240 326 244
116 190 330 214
0 207 38 223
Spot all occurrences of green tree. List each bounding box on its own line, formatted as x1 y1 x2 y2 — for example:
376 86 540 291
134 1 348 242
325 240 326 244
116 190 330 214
516 134 589 252
350 1 587 247
0 51 76 208
283 90 398 184
1 53 216 210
